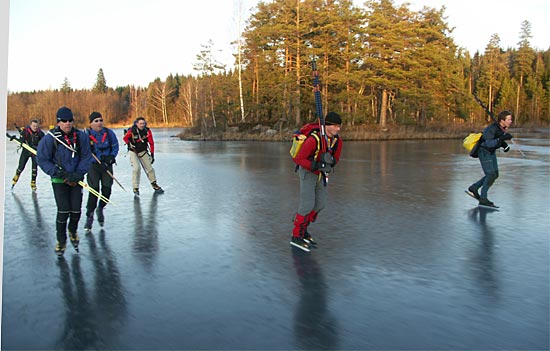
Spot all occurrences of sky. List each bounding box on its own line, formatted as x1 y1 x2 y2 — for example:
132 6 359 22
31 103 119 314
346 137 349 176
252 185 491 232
5 0 550 93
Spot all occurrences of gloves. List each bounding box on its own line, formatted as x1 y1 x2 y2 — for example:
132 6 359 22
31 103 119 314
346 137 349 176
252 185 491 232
102 155 116 165
151 153 155 164
501 141 510 152
66 172 84 183
311 161 332 174
320 152 335 166
55 168 67 179
499 133 512 142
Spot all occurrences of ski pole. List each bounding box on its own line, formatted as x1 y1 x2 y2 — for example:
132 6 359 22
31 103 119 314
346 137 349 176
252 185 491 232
312 59 329 186
6 132 36 154
89 152 127 192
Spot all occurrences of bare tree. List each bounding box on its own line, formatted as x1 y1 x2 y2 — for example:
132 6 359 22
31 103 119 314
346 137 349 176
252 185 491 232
193 39 226 129
150 81 174 125
179 80 195 126
234 0 246 122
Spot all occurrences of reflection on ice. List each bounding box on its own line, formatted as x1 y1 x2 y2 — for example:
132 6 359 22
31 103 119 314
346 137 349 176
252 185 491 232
2 129 549 349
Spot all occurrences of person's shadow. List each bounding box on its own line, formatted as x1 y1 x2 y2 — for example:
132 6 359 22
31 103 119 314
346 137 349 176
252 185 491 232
56 256 97 349
12 192 48 250
133 193 160 271
86 229 127 346
292 249 339 350
468 207 499 300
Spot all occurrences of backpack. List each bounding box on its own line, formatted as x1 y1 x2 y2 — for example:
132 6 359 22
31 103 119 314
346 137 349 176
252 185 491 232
463 132 482 158
290 122 321 161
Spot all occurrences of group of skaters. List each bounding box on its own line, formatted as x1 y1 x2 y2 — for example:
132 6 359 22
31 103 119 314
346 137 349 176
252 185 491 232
10 106 164 256
289 110 514 252
9 106 515 255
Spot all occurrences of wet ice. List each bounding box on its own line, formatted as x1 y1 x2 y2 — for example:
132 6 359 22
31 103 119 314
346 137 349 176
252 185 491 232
2 129 549 349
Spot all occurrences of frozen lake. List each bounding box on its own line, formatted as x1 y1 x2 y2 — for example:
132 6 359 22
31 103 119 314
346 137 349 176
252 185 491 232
2 128 549 350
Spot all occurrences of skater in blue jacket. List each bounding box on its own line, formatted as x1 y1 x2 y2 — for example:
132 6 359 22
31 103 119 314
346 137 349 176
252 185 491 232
37 107 93 256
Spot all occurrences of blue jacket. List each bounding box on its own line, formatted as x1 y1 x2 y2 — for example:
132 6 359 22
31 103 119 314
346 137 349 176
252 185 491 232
86 127 119 163
37 127 93 179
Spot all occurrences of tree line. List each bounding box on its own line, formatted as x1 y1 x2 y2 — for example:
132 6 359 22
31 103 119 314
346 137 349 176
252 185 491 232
6 0 550 132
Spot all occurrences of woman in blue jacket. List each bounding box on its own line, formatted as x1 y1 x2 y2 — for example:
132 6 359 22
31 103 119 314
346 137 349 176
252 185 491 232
37 107 93 256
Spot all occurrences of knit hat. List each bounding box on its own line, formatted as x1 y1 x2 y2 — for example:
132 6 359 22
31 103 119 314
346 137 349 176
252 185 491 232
56 107 74 122
89 111 102 122
325 111 342 125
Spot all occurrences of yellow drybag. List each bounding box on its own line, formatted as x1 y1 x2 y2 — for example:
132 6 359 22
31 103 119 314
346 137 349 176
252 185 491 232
463 133 482 152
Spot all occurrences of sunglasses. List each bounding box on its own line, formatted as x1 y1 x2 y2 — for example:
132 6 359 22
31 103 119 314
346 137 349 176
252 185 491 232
59 119 73 123
93 119 103 123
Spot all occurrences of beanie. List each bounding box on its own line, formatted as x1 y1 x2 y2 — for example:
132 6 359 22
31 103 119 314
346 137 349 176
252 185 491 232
56 107 74 122
89 111 102 122
325 111 342 125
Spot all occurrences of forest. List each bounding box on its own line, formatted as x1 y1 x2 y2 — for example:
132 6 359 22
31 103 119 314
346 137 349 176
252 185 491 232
6 0 550 136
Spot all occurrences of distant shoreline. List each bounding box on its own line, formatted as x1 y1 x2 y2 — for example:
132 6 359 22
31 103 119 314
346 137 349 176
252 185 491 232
173 124 550 142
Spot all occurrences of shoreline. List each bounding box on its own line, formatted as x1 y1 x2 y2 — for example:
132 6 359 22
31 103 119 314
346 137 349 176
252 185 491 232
102 122 550 142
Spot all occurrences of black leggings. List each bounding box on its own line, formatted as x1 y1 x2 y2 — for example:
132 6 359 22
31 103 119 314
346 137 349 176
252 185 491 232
52 182 83 243
17 150 38 181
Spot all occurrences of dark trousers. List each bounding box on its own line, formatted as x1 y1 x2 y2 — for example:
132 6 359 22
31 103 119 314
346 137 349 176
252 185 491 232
471 148 499 200
86 163 113 215
52 182 83 243
17 150 37 181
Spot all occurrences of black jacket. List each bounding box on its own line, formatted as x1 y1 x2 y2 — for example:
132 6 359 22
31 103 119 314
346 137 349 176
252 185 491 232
480 122 507 154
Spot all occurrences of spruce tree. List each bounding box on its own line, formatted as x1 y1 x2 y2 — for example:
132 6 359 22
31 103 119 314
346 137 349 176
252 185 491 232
93 68 108 93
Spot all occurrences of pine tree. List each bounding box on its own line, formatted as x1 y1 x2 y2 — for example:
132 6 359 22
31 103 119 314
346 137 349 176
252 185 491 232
512 21 535 122
60 77 72 93
93 68 108 94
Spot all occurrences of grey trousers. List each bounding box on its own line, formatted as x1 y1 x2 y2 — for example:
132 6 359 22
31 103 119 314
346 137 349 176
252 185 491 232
297 167 327 216
129 150 157 189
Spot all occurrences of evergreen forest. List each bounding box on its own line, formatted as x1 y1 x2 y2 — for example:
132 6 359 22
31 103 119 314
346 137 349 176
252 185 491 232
6 0 550 134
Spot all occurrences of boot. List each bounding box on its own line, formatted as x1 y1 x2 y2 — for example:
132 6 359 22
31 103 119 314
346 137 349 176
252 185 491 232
84 212 93 231
11 172 20 188
69 231 79 252
290 214 310 252
466 186 480 200
479 198 499 209
55 241 66 257
96 206 105 226
151 181 164 194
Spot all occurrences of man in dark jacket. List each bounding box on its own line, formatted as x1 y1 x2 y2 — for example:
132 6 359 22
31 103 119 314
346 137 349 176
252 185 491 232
290 112 343 252
84 112 119 231
37 107 93 256
11 119 44 191
466 110 513 208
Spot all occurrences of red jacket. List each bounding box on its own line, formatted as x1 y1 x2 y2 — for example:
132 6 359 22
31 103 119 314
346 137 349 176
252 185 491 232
123 126 155 154
294 132 342 174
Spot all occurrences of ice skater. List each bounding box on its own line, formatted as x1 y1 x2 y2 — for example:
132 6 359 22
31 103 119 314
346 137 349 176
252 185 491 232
11 119 44 191
83 112 120 231
123 116 164 196
37 107 93 256
466 110 513 209
290 112 343 252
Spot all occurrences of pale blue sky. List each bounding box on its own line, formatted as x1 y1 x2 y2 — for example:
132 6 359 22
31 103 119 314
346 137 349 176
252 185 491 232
6 0 550 93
